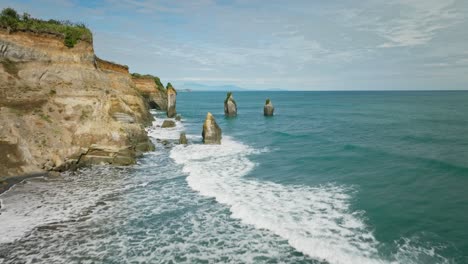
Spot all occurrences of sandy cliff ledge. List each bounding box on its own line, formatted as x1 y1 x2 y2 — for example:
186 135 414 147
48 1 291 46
0 29 154 178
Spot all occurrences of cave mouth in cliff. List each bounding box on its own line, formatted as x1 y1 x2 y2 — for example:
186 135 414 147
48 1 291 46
148 101 162 110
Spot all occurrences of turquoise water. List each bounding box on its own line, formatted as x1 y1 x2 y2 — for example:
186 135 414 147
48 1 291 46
1 91 468 263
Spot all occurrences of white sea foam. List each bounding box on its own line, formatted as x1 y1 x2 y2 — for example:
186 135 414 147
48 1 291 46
146 117 185 140
0 168 129 245
0 146 315 264
171 137 388 264
0 115 451 263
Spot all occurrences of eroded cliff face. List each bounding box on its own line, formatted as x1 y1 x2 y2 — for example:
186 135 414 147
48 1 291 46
0 30 154 177
132 76 167 110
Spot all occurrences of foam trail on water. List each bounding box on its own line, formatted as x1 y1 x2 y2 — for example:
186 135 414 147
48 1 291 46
146 117 186 140
171 137 387 264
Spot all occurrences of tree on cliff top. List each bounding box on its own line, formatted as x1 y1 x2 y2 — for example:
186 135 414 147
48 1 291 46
0 7 92 48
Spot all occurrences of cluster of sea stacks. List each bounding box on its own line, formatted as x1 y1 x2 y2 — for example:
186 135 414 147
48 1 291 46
198 92 275 145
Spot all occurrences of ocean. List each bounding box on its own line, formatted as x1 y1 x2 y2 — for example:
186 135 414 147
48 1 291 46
1 91 467 264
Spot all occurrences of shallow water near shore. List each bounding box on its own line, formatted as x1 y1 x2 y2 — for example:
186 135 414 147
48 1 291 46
1 91 468 263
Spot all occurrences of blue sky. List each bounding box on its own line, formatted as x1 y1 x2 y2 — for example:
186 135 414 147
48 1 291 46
1 0 468 90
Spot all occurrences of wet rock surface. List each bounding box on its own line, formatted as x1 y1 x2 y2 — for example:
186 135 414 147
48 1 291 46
224 92 237 117
202 112 222 144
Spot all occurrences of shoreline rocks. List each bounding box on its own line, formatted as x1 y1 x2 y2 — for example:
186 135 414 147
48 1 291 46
161 120 176 128
224 92 237 117
264 98 274 116
179 132 187 145
202 112 222 144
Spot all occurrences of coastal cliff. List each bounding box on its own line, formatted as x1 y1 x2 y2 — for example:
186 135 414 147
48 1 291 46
0 28 155 178
131 74 167 110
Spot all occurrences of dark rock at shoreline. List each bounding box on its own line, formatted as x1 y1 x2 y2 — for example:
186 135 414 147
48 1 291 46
202 112 222 144
179 132 188 145
161 120 176 128
175 115 182 121
264 98 274 116
224 92 237 117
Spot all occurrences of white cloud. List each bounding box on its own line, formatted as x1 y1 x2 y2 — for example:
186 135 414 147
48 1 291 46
372 0 464 48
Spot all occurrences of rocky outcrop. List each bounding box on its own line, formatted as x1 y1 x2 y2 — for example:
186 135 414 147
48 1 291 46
224 92 237 117
167 83 177 118
179 132 187 145
131 75 167 110
0 29 154 178
202 112 222 144
264 99 274 116
161 120 176 128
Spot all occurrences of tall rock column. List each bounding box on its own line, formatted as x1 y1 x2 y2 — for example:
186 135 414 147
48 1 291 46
224 92 237 117
264 98 274 116
167 82 177 118
202 112 222 144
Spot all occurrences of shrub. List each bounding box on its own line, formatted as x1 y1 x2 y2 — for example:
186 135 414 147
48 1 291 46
0 7 92 48
266 98 270 105
1 8 19 20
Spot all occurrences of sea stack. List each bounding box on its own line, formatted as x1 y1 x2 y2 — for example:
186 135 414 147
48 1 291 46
167 83 177 118
179 132 188 145
264 98 274 116
224 92 237 117
202 112 222 144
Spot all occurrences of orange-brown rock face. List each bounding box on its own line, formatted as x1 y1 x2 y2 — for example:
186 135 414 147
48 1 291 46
167 87 177 118
132 77 167 110
96 57 129 74
0 30 154 178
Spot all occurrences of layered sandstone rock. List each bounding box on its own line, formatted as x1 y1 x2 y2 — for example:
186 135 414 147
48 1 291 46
166 83 177 118
224 92 237 117
0 29 154 177
202 112 221 144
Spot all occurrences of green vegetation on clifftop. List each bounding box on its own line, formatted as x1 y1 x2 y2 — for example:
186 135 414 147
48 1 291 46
131 73 166 93
0 7 92 48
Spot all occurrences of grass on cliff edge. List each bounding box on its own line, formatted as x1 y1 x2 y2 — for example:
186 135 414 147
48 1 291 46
0 7 92 48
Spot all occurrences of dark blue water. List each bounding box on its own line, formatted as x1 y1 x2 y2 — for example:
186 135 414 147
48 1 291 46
1 91 467 264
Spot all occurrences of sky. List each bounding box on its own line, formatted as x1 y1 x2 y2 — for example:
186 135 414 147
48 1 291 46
1 0 468 90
